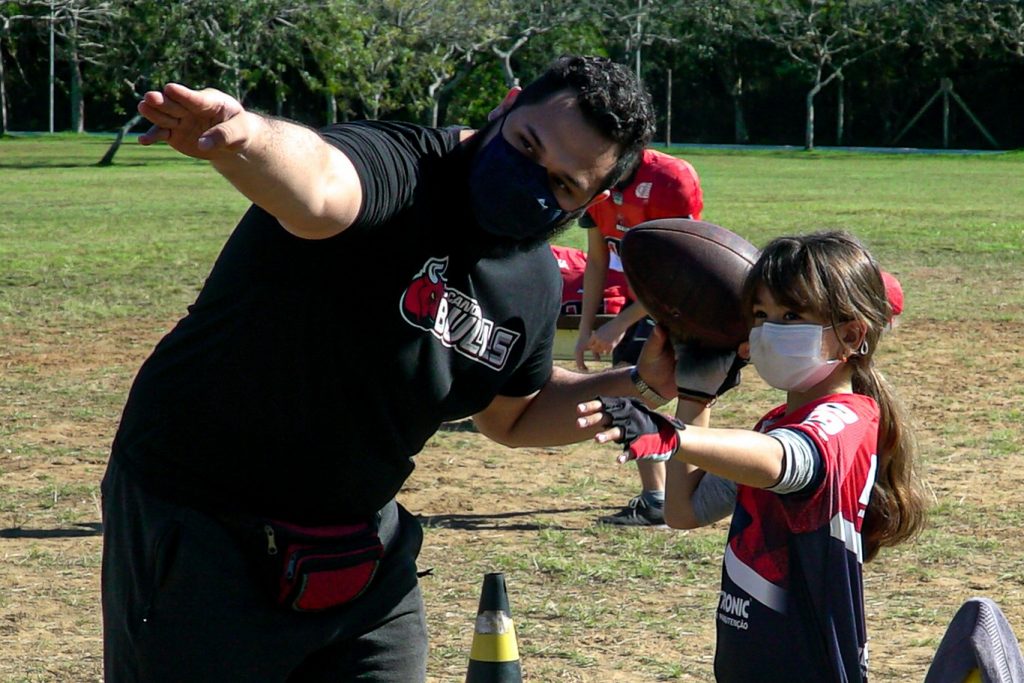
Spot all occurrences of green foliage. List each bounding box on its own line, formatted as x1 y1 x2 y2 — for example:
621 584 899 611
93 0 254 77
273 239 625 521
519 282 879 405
443 60 508 128
4 0 1024 147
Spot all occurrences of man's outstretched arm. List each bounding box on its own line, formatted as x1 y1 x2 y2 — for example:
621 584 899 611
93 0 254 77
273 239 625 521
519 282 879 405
138 83 361 239
474 325 677 447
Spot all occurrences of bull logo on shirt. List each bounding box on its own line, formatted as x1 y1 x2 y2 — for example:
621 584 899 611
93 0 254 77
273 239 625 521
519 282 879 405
402 258 447 327
400 257 521 371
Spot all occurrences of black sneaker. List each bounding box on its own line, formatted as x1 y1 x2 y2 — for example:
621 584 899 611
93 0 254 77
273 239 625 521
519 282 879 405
598 495 667 528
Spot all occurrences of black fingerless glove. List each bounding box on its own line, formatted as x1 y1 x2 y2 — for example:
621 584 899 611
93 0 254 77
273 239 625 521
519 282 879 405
596 396 685 462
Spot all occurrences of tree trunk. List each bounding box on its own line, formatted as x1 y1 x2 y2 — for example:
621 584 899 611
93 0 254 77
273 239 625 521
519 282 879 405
435 63 473 129
327 93 337 124
498 51 516 88
96 114 142 166
732 74 749 144
718 62 749 144
836 75 845 146
0 32 7 136
70 44 84 133
665 68 671 145
493 36 529 89
428 77 442 127
805 83 821 150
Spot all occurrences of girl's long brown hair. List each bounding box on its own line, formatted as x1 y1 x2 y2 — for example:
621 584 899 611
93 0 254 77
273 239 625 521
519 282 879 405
742 230 926 561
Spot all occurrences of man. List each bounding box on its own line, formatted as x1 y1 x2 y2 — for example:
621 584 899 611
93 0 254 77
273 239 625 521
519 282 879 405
102 56 673 681
574 149 703 527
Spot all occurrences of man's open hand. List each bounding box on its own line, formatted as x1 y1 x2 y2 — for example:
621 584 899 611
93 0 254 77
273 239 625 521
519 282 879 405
138 83 251 160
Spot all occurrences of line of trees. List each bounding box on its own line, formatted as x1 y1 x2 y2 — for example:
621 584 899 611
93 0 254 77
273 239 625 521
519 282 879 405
2 0 1022 154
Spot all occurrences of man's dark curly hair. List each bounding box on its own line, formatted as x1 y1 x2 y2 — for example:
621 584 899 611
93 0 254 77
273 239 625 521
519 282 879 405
514 55 656 192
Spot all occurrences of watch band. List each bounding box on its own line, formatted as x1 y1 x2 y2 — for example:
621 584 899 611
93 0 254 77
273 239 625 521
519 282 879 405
630 367 670 407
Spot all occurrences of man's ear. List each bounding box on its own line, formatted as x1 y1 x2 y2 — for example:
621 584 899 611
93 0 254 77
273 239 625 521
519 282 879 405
487 87 522 121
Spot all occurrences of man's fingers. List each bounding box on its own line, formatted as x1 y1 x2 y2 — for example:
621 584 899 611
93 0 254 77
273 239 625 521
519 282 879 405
576 399 605 416
595 427 622 444
196 119 246 152
138 125 169 146
140 89 190 119
162 83 224 116
138 101 180 130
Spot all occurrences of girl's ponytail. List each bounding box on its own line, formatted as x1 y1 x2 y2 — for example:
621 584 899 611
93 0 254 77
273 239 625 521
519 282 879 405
852 362 927 561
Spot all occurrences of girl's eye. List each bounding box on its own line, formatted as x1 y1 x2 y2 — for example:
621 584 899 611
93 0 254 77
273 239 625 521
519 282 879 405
783 311 803 322
752 310 767 320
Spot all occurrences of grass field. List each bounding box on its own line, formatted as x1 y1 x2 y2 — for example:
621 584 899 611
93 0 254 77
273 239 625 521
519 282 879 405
1 135 1023 681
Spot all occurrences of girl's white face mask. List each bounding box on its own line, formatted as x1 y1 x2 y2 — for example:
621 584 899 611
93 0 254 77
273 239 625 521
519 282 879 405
748 322 842 392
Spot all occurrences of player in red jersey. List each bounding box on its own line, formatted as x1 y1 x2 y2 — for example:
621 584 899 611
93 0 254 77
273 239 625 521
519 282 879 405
578 231 927 682
576 148 703 527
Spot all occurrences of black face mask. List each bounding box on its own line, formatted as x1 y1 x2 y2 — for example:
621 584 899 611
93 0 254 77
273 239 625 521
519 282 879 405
468 116 584 241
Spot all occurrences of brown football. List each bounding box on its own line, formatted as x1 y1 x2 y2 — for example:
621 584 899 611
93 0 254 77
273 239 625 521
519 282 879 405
620 219 760 350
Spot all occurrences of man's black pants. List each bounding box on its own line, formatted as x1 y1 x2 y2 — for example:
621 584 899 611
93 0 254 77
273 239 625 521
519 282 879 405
101 458 428 682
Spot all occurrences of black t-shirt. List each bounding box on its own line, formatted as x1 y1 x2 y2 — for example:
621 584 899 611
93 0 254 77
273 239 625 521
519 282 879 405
112 121 561 523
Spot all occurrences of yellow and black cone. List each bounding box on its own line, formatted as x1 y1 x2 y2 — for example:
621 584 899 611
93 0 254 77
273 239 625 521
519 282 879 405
465 572 522 683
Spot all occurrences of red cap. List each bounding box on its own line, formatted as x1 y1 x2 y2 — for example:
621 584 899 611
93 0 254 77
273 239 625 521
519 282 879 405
881 271 904 317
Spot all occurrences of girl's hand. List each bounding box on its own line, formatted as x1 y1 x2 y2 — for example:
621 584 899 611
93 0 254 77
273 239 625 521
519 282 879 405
576 397 683 464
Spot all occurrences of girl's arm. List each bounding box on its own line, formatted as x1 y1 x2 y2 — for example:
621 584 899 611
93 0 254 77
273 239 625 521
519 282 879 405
578 398 787 504
673 425 784 490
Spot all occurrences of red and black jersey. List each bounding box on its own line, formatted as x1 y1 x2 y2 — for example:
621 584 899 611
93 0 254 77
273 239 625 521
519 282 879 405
715 393 879 683
583 148 703 263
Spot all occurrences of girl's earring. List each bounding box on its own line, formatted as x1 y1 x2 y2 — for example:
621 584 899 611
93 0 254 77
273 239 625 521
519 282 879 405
857 339 869 356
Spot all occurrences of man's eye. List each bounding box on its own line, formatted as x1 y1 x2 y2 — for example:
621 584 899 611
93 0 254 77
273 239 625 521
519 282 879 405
519 137 534 152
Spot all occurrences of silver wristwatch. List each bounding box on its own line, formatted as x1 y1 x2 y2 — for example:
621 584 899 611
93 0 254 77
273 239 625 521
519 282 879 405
630 367 670 407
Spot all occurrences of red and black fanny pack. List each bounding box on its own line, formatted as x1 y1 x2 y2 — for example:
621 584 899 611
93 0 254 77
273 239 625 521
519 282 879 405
261 518 384 612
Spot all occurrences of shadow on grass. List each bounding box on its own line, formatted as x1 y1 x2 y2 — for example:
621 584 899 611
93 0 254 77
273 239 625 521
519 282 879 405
0 521 102 538
0 160 168 169
0 158 188 168
419 506 610 531
438 420 478 433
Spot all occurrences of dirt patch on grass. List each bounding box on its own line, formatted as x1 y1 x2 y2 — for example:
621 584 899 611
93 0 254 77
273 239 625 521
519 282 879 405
2 318 1023 681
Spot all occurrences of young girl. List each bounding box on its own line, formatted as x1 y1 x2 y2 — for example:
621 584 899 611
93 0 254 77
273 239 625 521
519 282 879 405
578 230 926 682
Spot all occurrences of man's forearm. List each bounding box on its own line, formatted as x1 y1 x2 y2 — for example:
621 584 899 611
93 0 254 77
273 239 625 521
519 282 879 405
499 365 638 447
